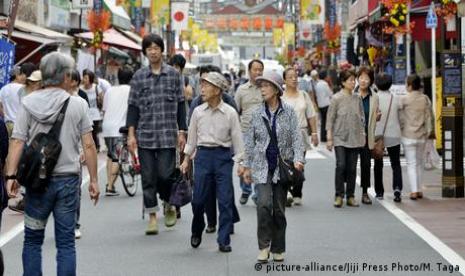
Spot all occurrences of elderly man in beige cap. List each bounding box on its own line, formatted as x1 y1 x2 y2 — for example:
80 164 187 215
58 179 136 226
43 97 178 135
180 72 245 253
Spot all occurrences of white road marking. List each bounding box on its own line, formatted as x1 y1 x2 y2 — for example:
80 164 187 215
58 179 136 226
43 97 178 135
0 162 106 247
355 176 465 274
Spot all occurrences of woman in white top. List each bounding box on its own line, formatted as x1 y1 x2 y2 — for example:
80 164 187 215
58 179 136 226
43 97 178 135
81 69 103 152
281 67 318 206
373 73 403 203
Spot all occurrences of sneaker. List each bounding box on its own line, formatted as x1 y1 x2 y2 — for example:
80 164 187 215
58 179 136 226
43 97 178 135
346 197 360 207
145 219 159 235
164 204 177 227
333 196 343 208
75 229 82 239
409 192 418 200
219 244 232 253
105 186 120 196
272 252 285 262
205 225 216 234
286 192 293 207
257 248 270 263
376 194 384 200
393 190 402 203
8 198 25 213
361 193 372 205
239 193 249 205
293 197 302 206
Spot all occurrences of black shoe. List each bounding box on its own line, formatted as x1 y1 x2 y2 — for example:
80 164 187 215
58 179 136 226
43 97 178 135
361 193 372 205
239 193 249 205
176 206 181 219
205 225 216 234
394 190 402 203
191 235 201 248
219 244 232 253
376 194 384 200
105 186 120 196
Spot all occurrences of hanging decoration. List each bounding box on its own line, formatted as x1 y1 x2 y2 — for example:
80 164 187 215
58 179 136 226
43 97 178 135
323 21 341 53
435 0 457 21
87 10 111 50
380 0 415 35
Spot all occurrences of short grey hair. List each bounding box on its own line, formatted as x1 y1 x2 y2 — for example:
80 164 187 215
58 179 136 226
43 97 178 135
40 52 75 87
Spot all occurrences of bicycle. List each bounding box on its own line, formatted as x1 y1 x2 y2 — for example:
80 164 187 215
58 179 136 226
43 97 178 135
116 127 141 197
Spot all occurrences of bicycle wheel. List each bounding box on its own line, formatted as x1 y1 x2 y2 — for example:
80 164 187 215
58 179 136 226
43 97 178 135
119 146 139 197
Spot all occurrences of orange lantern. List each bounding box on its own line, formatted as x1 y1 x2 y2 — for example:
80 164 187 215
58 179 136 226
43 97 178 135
230 18 239 29
218 18 227 29
275 17 284 28
264 16 273 31
241 16 250 30
205 19 215 29
253 17 262 30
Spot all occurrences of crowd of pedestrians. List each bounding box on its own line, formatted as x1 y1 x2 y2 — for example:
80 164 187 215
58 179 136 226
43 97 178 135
0 32 436 275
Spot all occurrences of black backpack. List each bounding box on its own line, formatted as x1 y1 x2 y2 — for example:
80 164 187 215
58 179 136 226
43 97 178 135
17 98 70 193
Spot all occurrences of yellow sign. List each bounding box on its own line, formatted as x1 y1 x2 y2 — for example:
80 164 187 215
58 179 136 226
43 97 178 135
151 0 169 26
301 0 325 24
284 23 295 46
273 28 283 47
435 77 442 149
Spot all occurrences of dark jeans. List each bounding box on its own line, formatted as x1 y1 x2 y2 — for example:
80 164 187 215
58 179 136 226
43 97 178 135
23 176 79 276
191 147 234 246
206 186 240 227
320 106 329 142
359 143 372 193
374 145 403 196
92 120 101 151
256 171 287 253
139 148 176 214
334 146 359 198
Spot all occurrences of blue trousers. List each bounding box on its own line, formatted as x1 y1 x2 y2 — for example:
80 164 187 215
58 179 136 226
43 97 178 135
23 176 79 276
191 147 234 246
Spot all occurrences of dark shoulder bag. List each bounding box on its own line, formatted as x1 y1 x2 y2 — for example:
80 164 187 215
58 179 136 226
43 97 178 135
17 98 70 193
262 117 304 189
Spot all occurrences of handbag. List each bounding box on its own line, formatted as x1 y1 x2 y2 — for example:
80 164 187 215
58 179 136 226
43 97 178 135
169 169 192 207
262 117 304 189
371 95 392 160
17 98 70 193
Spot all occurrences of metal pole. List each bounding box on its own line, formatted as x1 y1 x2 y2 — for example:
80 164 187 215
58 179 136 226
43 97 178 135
167 0 173 58
406 3 411 75
7 0 20 39
432 26 437 115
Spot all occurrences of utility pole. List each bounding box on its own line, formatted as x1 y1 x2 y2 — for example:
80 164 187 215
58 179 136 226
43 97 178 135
7 0 20 39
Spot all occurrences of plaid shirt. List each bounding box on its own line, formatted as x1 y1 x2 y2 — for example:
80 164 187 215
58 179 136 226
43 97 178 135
128 63 184 149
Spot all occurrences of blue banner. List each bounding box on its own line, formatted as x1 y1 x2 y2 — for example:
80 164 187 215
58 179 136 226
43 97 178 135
0 39 15 89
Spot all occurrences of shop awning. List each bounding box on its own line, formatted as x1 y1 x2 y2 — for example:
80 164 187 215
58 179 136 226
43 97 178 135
0 19 73 44
75 28 141 51
118 29 143 44
104 0 132 30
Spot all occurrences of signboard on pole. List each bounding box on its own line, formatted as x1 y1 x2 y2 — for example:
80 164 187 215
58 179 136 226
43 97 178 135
0 39 16 89
426 3 437 29
441 51 462 96
72 0 93 9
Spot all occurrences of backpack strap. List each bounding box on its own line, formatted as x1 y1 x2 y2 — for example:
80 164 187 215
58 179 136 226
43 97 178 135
49 98 70 138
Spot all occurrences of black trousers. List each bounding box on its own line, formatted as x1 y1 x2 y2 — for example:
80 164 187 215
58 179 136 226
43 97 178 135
334 146 359 198
374 145 403 196
256 172 287 253
359 143 372 193
290 151 306 198
92 120 101 151
139 148 176 214
320 106 329 142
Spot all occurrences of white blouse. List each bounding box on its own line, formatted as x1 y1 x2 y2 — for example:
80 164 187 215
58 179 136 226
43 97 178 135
375 90 402 147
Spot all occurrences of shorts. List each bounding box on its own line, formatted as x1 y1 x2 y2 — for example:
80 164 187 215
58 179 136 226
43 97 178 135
104 137 123 162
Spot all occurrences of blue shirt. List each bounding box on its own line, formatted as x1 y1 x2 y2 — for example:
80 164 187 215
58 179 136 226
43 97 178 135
362 93 371 132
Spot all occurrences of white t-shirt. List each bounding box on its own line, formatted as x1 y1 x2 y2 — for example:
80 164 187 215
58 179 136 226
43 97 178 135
0 82 24 123
80 84 102 121
98 78 111 94
281 90 316 128
102 85 130 137
314 80 333 108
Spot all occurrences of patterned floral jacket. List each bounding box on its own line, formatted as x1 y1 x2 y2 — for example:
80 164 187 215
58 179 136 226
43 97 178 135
243 102 304 184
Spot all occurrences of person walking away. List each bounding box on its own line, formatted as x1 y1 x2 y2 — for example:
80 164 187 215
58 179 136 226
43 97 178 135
102 67 133 196
355 66 380 205
5 52 99 276
314 70 333 142
373 73 403 203
281 67 318 206
81 69 103 152
399 74 433 200
126 33 187 235
242 71 304 263
234 59 264 205
326 69 365 208
0 62 36 137
180 72 244 253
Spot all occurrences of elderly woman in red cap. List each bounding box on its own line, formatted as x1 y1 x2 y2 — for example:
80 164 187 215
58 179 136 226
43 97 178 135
242 71 304 263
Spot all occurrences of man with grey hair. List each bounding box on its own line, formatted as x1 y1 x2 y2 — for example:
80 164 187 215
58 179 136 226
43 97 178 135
5 52 99 275
181 72 245 253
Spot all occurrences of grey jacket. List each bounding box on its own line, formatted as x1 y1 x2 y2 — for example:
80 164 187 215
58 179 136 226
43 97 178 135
243 102 304 184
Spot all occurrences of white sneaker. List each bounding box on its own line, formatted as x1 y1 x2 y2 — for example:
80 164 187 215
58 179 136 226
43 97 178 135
257 248 270 263
75 229 82 239
293 197 302 206
273 252 284 262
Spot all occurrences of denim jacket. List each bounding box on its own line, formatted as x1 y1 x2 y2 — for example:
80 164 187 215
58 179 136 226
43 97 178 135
243 102 304 184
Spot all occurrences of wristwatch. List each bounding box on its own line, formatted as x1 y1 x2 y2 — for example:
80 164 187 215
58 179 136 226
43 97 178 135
5 175 17 180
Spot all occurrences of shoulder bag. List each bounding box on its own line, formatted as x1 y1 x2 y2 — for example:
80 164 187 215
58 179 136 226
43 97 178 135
371 95 392 160
17 98 70 193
